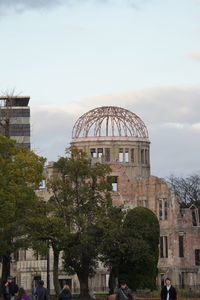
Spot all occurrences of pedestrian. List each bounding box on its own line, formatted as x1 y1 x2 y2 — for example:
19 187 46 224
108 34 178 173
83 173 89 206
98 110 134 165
34 280 48 300
58 285 72 300
161 278 177 300
116 281 133 300
16 288 30 300
89 289 96 300
3 276 19 300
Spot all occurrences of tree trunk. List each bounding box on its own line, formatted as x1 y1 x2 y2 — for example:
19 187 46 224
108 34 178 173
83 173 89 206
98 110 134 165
53 248 60 296
1 253 11 292
77 270 90 300
108 268 117 295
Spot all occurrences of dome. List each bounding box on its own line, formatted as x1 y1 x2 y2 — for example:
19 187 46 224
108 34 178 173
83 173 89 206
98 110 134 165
72 106 149 139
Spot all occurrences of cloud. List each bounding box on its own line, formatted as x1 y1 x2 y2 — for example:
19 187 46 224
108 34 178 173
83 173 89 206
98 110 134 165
192 123 200 130
31 85 200 178
31 105 75 160
65 25 87 32
185 51 200 61
0 0 61 13
78 85 200 125
0 0 150 13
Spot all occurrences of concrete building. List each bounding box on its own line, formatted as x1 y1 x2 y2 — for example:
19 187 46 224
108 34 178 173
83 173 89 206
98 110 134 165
0 96 30 148
70 106 200 288
9 106 200 291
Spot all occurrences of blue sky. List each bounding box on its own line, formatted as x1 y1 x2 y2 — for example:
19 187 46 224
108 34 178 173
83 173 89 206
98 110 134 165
0 0 200 177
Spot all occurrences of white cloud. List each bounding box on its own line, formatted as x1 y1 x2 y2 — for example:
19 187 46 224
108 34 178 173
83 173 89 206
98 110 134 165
65 25 87 31
191 123 200 130
31 85 200 178
185 51 200 61
78 85 200 124
160 122 186 129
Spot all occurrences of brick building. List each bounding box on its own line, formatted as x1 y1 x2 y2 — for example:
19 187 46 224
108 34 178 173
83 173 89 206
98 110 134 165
70 106 200 288
10 106 200 291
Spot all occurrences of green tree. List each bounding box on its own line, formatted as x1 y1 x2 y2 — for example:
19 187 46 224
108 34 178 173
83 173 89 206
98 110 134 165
120 207 160 290
0 136 45 287
24 198 68 296
101 207 160 292
49 147 112 299
99 206 125 294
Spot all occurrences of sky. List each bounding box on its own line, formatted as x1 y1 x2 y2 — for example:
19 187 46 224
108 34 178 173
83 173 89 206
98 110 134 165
0 0 200 178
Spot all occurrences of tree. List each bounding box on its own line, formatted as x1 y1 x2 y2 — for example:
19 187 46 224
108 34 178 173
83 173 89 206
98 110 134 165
101 207 160 292
99 206 125 294
120 207 160 291
0 135 45 287
49 147 112 299
168 173 200 207
24 198 68 296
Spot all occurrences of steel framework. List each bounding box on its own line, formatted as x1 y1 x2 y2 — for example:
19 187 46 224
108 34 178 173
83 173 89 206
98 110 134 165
72 106 149 138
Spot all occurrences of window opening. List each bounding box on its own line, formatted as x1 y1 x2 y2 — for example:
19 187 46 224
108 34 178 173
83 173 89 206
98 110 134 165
160 236 168 258
90 148 97 158
179 233 184 257
131 149 134 162
195 249 200 265
125 148 129 162
159 198 168 220
141 149 145 164
105 148 110 162
97 148 103 158
145 149 148 164
118 148 123 162
108 176 118 192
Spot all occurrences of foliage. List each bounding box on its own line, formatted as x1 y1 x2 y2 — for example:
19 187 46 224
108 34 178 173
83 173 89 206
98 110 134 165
99 206 125 293
24 193 70 295
101 206 160 292
119 207 160 291
26 146 112 298
50 147 112 298
167 173 200 207
0 135 45 283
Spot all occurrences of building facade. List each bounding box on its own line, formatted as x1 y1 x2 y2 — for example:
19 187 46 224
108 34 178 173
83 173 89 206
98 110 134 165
70 106 200 288
0 96 30 148
7 106 200 292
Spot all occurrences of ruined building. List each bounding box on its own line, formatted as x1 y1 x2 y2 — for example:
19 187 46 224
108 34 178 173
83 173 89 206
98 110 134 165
70 106 200 288
8 106 200 291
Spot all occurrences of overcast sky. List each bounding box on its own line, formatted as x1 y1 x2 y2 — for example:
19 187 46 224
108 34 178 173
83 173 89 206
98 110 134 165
1 0 200 178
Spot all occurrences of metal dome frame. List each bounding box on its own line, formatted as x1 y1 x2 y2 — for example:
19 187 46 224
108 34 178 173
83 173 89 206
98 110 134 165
72 106 149 139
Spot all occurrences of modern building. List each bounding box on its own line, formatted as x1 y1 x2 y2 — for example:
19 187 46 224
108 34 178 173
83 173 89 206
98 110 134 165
0 96 30 148
9 106 200 291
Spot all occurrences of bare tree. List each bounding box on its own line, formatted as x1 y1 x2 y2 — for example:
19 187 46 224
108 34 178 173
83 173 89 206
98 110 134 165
167 173 200 207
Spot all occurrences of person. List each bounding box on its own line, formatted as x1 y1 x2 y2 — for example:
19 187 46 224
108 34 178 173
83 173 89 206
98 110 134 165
58 285 72 300
34 280 48 300
160 278 177 300
16 288 30 300
116 281 133 300
89 289 96 300
3 276 19 300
